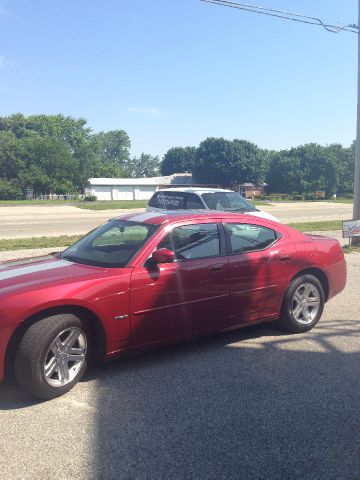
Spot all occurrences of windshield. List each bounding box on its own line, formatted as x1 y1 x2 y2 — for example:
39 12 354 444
61 220 159 268
201 192 257 212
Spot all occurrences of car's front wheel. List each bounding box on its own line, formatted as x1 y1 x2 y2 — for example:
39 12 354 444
15 313 89 400
280 274 325 333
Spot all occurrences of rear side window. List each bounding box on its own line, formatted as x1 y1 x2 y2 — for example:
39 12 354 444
148 192 186 209
224 223 280 254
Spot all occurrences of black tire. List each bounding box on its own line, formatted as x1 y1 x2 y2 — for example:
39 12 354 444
280 274 325 333
15 313 89 400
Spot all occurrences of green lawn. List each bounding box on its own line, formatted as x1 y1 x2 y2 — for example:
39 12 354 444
76 200 148 210
0 199 149 210
0 200 77 206
0 235 82 251
288 220 342 232
343 244 360 254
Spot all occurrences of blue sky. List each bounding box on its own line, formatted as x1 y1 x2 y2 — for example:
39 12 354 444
0 0 358 157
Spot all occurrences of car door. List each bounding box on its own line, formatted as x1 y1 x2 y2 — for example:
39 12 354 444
223 221 297 324
130 222 230 346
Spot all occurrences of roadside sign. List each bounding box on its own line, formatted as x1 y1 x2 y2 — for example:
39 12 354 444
342 220 360 238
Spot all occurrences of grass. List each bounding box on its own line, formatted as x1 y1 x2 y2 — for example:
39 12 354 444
0 200 77 206
343 243 360 254
250 200 273 207
288 220 342 232
0 199 149 210
77 200 148 210
0 235 82 251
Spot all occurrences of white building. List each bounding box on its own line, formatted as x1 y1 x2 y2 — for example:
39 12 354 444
87 173 192 201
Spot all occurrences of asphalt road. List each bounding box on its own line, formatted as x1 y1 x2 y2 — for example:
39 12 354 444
0 254 359 480
0 202 354 239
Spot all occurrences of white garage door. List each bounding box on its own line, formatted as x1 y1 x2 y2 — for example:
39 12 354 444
113 186 134 200
135 186 157 200
94 186 112 201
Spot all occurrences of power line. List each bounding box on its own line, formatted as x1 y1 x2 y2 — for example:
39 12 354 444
201 0 359 34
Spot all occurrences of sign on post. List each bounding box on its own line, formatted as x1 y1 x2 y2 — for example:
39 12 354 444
342 220 360 238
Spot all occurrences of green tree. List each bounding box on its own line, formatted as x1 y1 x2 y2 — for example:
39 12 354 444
193 137 266 186
266 143 353 197
0 131 25 180
91 130 131 177
127 153 160 178
161 147 196 175
16 136 77 194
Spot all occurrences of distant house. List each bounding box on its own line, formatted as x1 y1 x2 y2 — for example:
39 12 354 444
87 173 193 201
238 183 267 199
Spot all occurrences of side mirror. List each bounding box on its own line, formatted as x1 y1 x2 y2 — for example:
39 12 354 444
151 248 175 264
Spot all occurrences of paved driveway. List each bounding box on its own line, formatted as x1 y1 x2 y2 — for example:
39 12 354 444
0 202 354 239
0 254 359 479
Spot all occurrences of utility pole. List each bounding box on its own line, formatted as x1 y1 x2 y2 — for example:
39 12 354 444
352 0 360 244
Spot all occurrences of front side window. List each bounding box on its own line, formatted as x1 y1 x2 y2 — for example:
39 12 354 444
201 192 257 212
224 223 280 254
61 220 159 267
157 223 220 260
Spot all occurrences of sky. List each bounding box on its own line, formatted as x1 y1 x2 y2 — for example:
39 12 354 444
0 0 358 158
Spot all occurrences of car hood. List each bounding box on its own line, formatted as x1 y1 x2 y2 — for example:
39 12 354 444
0 254 103 293
245 210 280 222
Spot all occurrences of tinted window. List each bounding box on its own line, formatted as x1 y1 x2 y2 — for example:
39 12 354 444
62 220 159 267
201 192 256 212
158 224 220 260
224 223 280 253
148 191 186 209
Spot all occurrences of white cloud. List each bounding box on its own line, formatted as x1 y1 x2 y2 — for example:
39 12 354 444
127 106 167 118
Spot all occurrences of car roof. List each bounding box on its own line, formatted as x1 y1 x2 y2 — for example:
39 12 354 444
155 187 233 194
113 210 276 226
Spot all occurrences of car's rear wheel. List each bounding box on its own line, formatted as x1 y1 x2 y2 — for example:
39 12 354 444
15 313 89 400
280 274 325 333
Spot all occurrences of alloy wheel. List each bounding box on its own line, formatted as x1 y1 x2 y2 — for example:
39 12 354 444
44 327 87 387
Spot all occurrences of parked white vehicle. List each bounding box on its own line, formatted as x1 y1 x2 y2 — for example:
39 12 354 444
146 187 279 222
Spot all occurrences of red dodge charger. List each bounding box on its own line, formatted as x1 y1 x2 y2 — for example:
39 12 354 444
0 212 346 399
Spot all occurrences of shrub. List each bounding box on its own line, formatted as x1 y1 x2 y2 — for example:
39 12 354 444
0 180 23 200
83 195 97 202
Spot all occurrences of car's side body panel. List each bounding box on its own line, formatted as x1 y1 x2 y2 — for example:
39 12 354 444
130 257 230 345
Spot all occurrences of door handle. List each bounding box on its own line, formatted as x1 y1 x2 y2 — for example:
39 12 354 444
279 254 291 261
210 264 225 271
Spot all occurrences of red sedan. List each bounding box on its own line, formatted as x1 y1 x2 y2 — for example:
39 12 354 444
0 212 346 399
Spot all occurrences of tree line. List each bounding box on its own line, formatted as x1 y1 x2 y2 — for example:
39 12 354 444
0 114 355 199
163 139 355 198
0 114 160 199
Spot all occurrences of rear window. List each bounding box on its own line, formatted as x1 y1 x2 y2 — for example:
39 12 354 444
148 192 205 210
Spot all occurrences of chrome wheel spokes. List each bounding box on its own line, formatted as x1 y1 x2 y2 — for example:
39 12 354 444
44 327 87 387
291 282 321 325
